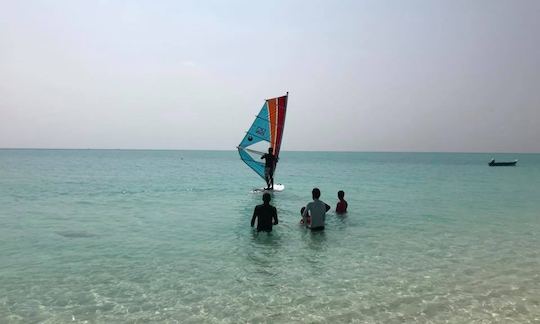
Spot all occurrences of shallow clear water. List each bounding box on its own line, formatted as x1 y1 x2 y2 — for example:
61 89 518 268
1 149 539 323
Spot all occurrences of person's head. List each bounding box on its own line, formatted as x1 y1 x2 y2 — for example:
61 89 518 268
312 188 321 200
268 147 274 154
300 207 305 215
338 190 345 200
262 193 271 204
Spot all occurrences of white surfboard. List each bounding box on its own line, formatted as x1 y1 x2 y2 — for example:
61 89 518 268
253 184 285 192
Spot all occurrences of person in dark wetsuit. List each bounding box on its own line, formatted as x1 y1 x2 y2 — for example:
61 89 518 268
251 193 278 232
260 147 278 190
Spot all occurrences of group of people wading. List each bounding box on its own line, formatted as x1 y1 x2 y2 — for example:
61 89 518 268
251 147 348 233
251 148 347 232
250 188 348 233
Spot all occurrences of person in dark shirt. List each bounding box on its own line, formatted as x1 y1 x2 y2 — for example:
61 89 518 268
336 190 348 214
260 147 278 190
251 193 278 232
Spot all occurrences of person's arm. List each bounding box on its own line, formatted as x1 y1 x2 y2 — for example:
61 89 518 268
323 202 330 222
251 207 257 227
273 207 278 225
260 154 266 160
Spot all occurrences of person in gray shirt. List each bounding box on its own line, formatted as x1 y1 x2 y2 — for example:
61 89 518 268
302 188 330 231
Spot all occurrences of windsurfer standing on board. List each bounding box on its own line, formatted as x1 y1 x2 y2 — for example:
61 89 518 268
261 147 278 190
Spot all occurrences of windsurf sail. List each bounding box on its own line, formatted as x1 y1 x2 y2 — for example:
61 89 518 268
237 93 288 180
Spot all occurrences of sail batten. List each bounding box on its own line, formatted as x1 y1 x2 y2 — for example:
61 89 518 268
254 116 285 129
237 93 288 181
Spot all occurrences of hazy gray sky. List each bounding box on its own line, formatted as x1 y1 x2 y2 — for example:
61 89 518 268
1 0 539 152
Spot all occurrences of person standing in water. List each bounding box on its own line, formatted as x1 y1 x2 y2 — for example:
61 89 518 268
251 193 278 232
261 147 278 190
336 190 348 214
302 188 330 231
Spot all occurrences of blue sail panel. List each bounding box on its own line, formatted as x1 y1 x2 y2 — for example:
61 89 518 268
238 148 265 180
238 103 270 149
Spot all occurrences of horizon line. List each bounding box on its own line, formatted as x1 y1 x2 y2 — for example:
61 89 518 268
0 147 538 154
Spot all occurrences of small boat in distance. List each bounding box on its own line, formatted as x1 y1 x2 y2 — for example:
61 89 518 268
489 159 518 166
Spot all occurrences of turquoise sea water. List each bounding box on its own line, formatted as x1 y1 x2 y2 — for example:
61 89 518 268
1 149 539 323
